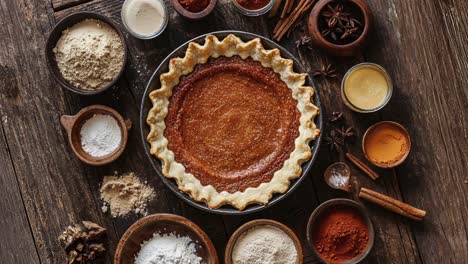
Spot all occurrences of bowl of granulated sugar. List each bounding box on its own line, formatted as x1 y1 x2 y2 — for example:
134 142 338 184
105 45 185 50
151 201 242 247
60 104 131 165
225 219 303 264
46 12 127 95
114 214 219 264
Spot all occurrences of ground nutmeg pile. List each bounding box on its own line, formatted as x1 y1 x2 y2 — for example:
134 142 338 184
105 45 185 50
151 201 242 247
100 172 155 217
312 206 369 263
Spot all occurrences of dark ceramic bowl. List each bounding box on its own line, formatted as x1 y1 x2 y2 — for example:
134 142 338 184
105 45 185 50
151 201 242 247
306 198 375 264
171 0 218 20
308 0 372 56
45 12 128 95
114 214 218 264
139 30 323 215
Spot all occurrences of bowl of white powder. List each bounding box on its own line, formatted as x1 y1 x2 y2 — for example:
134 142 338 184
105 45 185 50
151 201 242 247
46 12 127 95
114 213 218 264
60 104 131 165
225 219 303 264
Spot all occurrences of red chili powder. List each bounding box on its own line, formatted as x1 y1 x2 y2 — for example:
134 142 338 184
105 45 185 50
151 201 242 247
237 0 270 10
179 0 210 13
312 206 369 263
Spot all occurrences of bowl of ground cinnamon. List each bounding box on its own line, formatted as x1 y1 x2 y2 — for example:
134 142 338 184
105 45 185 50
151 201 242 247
362 121 411 168
307 198 374 264
171 0 217 20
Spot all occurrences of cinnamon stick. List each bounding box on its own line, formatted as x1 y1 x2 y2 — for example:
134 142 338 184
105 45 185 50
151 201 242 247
274 0 315 41
346 153 379 180
268 0 284 18
281 0 291 18
359 187 427 221
286 0 295 13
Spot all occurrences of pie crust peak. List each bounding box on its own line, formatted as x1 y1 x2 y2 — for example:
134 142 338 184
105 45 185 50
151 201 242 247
147 34 320 210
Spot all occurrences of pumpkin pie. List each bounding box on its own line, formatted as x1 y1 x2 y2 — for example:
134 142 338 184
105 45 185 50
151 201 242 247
147 34 320 210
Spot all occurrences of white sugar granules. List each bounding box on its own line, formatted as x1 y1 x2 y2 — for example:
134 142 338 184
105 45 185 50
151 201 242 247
53 19 124 90
135 232 202 264
232 225 298 264
80 114 122 157
100 173 155 218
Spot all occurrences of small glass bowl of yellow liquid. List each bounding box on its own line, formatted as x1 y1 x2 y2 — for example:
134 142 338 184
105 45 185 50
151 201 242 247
341 63 393 113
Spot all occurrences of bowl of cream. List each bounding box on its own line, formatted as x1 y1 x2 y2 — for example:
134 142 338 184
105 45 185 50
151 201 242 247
121 0 168 39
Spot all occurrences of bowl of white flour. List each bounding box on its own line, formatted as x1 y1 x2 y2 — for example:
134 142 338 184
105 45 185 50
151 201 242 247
46 12 127 95
114 213 219 264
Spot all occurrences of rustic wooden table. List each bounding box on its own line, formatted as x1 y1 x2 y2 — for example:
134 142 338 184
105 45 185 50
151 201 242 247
0 0 466 263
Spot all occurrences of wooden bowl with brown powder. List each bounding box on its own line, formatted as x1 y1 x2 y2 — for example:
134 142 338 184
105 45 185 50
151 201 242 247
307 198 374 264
45 12 128 95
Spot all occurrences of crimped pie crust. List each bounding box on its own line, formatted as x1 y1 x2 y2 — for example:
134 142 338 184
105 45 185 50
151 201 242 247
146 34 320 210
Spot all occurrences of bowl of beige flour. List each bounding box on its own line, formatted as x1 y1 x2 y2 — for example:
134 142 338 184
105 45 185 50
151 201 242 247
46 12 127 95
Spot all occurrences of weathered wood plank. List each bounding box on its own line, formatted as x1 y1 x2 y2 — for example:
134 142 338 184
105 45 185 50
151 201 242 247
0 118 41 263
364 0 468 262
52 0 92 11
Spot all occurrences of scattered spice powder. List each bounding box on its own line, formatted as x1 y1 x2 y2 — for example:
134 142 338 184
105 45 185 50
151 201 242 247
312 207 369 263
364 123 410 166
100 172 155 217
179 0 210 12
237 0 270 10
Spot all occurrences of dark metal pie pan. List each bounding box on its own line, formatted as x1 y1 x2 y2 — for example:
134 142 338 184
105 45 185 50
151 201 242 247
140 30 322 215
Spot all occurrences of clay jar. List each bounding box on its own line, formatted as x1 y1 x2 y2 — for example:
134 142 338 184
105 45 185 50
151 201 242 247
308 0 373 56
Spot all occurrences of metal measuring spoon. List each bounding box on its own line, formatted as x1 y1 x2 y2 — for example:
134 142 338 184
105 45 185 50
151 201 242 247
324 162 351 192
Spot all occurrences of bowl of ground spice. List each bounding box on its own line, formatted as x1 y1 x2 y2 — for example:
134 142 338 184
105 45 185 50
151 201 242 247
307 198 374 264
46 12 127 95
362 121 411 168
171 0 217 20
232 0 274 16
225 219 303 264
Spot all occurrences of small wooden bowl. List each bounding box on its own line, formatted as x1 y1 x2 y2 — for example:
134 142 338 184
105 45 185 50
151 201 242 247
307 198 375 264
45 12 128 95
60 105 131 166
308 0 372 56
225 219 303 264
171 0 217 20
362 121 411 168
114 213 219 264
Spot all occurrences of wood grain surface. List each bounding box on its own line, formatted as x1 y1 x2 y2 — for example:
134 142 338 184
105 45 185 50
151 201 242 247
0 0 466 263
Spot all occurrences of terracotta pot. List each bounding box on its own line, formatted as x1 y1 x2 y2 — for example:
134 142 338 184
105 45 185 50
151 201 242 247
308 0 373 56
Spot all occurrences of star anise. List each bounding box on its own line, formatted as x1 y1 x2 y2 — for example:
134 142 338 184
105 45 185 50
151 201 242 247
313 63 337 79
321 3 351 28
336 126 355 140
329 111 343 122
325 130 344 152
295 36 312 49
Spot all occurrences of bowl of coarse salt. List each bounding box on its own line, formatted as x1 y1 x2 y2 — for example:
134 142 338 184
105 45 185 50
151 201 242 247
60 104 131 165
114 213 219 264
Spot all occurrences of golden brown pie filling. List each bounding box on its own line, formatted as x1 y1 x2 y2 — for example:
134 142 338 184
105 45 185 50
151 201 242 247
165 56 300 193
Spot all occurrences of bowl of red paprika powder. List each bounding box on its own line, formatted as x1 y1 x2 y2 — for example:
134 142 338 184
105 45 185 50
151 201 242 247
306 198 374 264
171 0 217 20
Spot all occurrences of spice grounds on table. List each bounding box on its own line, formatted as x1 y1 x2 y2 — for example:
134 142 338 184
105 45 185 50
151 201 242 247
232 225 298 264
312 206 369 263
53 19 124 90
343 64 390 111
100 172 155 217
80 114 122 158
318 1 364 45
135 232 202 264
122 0 166 37
179 0 210 12
237 0 270 10
364 122 410 167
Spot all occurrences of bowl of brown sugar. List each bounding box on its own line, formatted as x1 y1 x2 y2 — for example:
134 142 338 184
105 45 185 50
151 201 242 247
362 121 411 168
